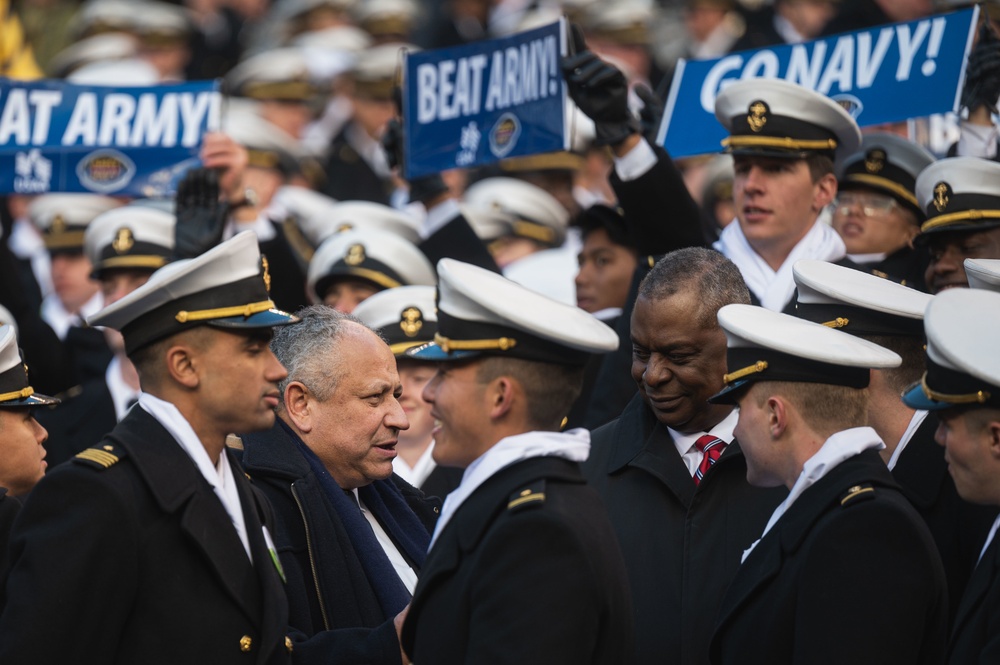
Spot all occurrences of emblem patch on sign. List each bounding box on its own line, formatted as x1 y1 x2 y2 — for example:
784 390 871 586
489 113 521 158
76 150 136 193
832 94 864 119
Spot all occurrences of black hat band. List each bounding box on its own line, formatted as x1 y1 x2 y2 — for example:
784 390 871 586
436 310 590 366
723 346 871 391
793 302 925 338
919 357 1000 408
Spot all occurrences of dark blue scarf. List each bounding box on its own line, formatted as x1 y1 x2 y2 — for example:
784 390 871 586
280 420 429 618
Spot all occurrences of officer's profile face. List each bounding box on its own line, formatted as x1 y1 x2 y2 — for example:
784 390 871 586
189 327 287 437
732 156 836 262
924 227 1000 294
303 325 408 490
935 406 1000 505
323 278 382 313
733 384 786 488
0 407 48 498
422 359 491 468
99 268 152 307
630 291 732 434
396 359 436 452
831 188 918 256
575 228 637 313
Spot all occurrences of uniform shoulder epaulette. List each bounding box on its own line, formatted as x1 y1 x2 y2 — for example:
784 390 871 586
507 481 546 512
73 444 126 470
839 483 875 507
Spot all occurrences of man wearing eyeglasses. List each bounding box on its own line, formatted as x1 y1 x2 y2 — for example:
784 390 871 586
831 133 936 291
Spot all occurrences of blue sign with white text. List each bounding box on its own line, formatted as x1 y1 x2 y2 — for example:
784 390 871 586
0 78 220 197
404 20 568 179
657 8 978 158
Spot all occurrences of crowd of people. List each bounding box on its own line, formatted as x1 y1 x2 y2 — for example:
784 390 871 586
0 0 1000 663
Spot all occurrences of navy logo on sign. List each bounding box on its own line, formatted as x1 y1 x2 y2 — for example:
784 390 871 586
77 150 136 194
489 113 521 158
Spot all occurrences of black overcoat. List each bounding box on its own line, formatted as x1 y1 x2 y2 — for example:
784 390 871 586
0 407 292 665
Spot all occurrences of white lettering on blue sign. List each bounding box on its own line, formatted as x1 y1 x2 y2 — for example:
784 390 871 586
417 35 559 124
698 16 947 112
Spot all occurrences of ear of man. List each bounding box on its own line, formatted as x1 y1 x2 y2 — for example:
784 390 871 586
284 381 314 433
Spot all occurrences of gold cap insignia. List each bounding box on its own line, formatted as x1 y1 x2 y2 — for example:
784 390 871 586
747 100 769 133
261 255 271 293
51 215 66 234
336 223 354 233
933 181 951 212
400 307 423 338
345 243 366 266
864 148 886 174
112 227 134 254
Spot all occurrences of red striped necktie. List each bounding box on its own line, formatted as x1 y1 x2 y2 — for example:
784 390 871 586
693 435 727 486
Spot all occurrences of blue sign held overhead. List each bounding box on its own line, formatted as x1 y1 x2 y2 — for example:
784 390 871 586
0 78 221 197
657 8 979 158
403 20 568 179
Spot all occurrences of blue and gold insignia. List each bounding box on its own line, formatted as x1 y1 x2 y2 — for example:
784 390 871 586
74 443 126 470
508 481 546 512
489 112 521 158
76 149 136 194
345 243 366 266
112 226 134 254
839 483 875 507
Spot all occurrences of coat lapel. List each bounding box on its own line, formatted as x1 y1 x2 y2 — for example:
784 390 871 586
891 415 946 510
110 409 263 626
951 535 1000 641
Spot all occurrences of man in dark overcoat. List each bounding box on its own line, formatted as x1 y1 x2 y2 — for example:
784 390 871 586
400 258 634 664
0 232 299 664
709 302 948 664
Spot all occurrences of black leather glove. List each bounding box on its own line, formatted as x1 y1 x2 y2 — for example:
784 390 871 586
961 21 1000 114
173 167 228 260
381 117 448 205
635 83 664 146
561 24 640 146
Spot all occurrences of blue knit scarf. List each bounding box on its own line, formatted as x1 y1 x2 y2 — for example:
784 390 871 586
281 420 430 618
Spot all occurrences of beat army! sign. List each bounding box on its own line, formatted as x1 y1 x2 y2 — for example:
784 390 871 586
0 78 220 196
404 20 568 179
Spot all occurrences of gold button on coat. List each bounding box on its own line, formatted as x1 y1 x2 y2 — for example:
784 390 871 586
240 635 252 652
285 636 294 652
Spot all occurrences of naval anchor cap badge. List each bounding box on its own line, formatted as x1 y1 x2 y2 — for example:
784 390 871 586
345 243 366 266
399 307 423 338
747 100 769 133
864 148 886 174
932 181 951 212
112 226 134 254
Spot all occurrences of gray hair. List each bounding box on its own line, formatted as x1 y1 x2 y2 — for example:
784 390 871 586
271 305 379 409
638 247 750 327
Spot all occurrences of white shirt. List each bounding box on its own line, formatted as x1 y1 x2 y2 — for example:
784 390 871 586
41 290 104 341
392 441 439 490
353 489 419 594
8 219 53 297
138 393 253 562
105 355 140 422
223 210 277 243
429 428 591 549
669 409 740 477
742 427 884 563
714 212 846 311
887 410 929 471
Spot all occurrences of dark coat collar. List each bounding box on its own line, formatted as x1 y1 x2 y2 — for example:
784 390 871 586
891 414 946 510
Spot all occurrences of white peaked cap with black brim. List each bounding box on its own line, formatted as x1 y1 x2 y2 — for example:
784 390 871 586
88 231 299 355
792 259 932 338
902 288 1000 411
407 258 618 365
709 303 901 404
